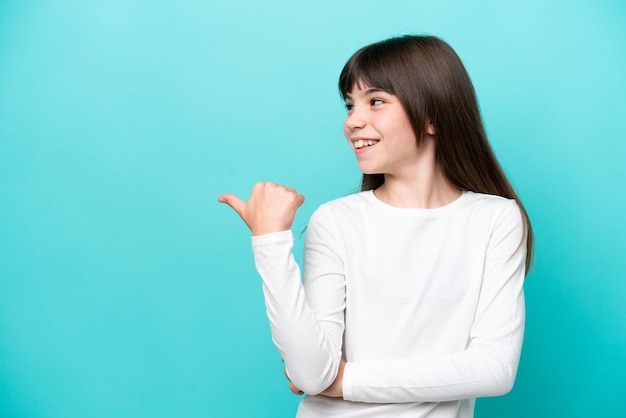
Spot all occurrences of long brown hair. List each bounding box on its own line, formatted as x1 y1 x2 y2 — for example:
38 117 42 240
339 35 534 273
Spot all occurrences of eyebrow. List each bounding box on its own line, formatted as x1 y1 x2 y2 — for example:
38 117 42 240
345 88 389 99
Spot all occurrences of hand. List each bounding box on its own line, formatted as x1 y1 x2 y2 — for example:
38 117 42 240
320 361 345 398
218 182 305 236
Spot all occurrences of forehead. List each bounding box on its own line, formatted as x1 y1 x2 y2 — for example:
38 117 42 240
345 78 372 95
343 70 396 98
345 82 391 99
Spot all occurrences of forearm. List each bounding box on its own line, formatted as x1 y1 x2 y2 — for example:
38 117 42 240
253 230 344 395
343 338 522 403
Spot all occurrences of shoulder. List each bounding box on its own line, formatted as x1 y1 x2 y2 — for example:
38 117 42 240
455 192 524 237
321 191 372 210
462 192 520 217
462 192 525 242
305 192 372 240
463 191 514 207
310 191 372 220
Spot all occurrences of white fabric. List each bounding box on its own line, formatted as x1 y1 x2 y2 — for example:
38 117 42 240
251 190 526 417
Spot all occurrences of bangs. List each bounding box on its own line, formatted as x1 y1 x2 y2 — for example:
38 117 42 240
338 40 398 99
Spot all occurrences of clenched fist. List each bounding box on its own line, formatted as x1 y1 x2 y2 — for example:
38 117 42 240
218 182 305 236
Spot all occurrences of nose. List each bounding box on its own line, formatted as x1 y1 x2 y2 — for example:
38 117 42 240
345 108 366 131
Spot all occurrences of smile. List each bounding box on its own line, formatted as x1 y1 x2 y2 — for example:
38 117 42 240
353 139 379 149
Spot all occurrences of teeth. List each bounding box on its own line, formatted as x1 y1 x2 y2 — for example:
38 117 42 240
354 139 377 149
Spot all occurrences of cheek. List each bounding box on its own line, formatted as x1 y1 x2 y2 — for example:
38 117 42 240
343 123 350 139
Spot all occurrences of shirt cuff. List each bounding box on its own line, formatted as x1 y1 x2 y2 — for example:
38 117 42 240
251 230 293 246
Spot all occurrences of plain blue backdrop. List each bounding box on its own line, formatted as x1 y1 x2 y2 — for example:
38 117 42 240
1 0 625 417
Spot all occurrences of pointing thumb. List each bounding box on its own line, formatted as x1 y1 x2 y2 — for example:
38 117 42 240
218 194 247 218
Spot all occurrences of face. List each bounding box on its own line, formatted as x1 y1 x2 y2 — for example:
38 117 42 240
343 83 422 177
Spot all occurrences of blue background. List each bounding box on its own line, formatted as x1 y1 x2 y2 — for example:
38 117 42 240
1 0 625 417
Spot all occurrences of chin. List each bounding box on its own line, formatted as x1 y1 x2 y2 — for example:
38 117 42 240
359 167 383 175
357 164 379 175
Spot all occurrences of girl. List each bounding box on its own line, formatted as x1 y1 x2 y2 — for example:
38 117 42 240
219 35 533 418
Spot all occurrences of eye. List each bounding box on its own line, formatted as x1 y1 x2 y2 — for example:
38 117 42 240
370 98 384 106
344 102 354 111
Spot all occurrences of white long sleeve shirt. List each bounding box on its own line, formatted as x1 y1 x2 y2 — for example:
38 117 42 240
252 190 527 417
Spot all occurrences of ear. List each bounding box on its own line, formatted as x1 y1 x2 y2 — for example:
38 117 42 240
425 121 436 136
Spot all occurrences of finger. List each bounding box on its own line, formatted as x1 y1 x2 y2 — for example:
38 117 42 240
218 194 246 217
295 193 305 208
280 184 297 193
280 184 302 197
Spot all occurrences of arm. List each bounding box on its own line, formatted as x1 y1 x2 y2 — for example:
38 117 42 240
342 200 527 403
220 183 346 395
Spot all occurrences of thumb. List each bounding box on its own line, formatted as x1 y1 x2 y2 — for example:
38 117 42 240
218 194 247 218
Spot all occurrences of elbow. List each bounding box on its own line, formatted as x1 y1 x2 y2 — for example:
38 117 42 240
492 370 515 396
472 342 520 397
296 380 331 396
288 361 340 396
485 359 517 397
291 372 336 396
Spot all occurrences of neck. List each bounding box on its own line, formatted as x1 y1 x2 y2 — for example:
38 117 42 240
372 137 461 209
374 173 461 209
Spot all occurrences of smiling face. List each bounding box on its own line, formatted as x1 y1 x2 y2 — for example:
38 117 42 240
343 83 424 177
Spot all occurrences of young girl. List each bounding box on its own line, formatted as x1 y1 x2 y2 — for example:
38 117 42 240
219 35 533 418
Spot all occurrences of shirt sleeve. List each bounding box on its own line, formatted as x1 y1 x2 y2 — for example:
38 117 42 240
251 205 346 395
342 199 527 403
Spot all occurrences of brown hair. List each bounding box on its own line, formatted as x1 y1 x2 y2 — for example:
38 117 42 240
339 35 534 273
